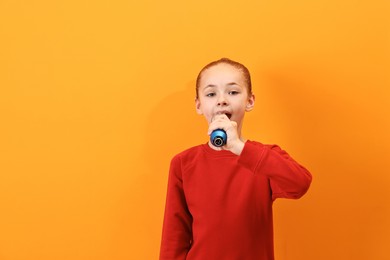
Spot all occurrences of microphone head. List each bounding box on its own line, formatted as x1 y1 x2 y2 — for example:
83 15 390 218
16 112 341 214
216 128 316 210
210 129 227 147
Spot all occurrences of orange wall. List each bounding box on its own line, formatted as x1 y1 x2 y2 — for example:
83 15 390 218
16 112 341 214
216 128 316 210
0 0 389 259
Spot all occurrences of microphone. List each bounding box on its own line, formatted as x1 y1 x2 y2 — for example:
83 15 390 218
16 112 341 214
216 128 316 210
210 129 227 147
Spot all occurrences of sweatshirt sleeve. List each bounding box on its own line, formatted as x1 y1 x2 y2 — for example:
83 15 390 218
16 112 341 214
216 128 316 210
160 155 192 260
238 141 312 200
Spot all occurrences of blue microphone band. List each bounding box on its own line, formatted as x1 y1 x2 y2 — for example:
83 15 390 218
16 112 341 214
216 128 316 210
210 129 227 147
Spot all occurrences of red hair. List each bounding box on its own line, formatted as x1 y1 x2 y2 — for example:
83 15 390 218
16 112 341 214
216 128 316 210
196 58 252 98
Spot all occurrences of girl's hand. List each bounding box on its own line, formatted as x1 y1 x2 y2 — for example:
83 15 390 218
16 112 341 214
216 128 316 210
208 114 245 155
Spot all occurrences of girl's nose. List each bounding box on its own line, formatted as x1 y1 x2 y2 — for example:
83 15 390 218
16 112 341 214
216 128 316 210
217 95 228 106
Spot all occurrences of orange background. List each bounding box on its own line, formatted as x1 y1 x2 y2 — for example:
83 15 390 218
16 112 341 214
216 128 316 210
0 0 389 259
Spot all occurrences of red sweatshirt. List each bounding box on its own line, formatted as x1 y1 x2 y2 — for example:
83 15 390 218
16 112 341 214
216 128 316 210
160 140 312 260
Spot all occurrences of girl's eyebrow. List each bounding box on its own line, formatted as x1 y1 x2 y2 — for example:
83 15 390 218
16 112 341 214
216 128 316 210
226 82 239 86
205 82 238 88
202 85 216 92
203 82 240 91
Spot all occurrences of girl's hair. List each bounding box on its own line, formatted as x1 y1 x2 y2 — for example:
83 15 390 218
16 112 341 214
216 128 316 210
195 58 252 98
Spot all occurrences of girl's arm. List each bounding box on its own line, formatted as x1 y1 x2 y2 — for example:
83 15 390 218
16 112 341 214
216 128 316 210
238 141 312 200
160 155 192 259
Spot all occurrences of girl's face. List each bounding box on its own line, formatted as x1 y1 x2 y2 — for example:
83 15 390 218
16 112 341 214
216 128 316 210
195 63 255 132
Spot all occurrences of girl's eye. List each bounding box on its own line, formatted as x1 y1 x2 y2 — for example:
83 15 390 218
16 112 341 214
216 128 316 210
206 93 215 97
229 91 239 95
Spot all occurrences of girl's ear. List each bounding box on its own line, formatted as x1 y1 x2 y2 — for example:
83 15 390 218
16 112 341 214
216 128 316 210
195 98 203 115
245 94 255 112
